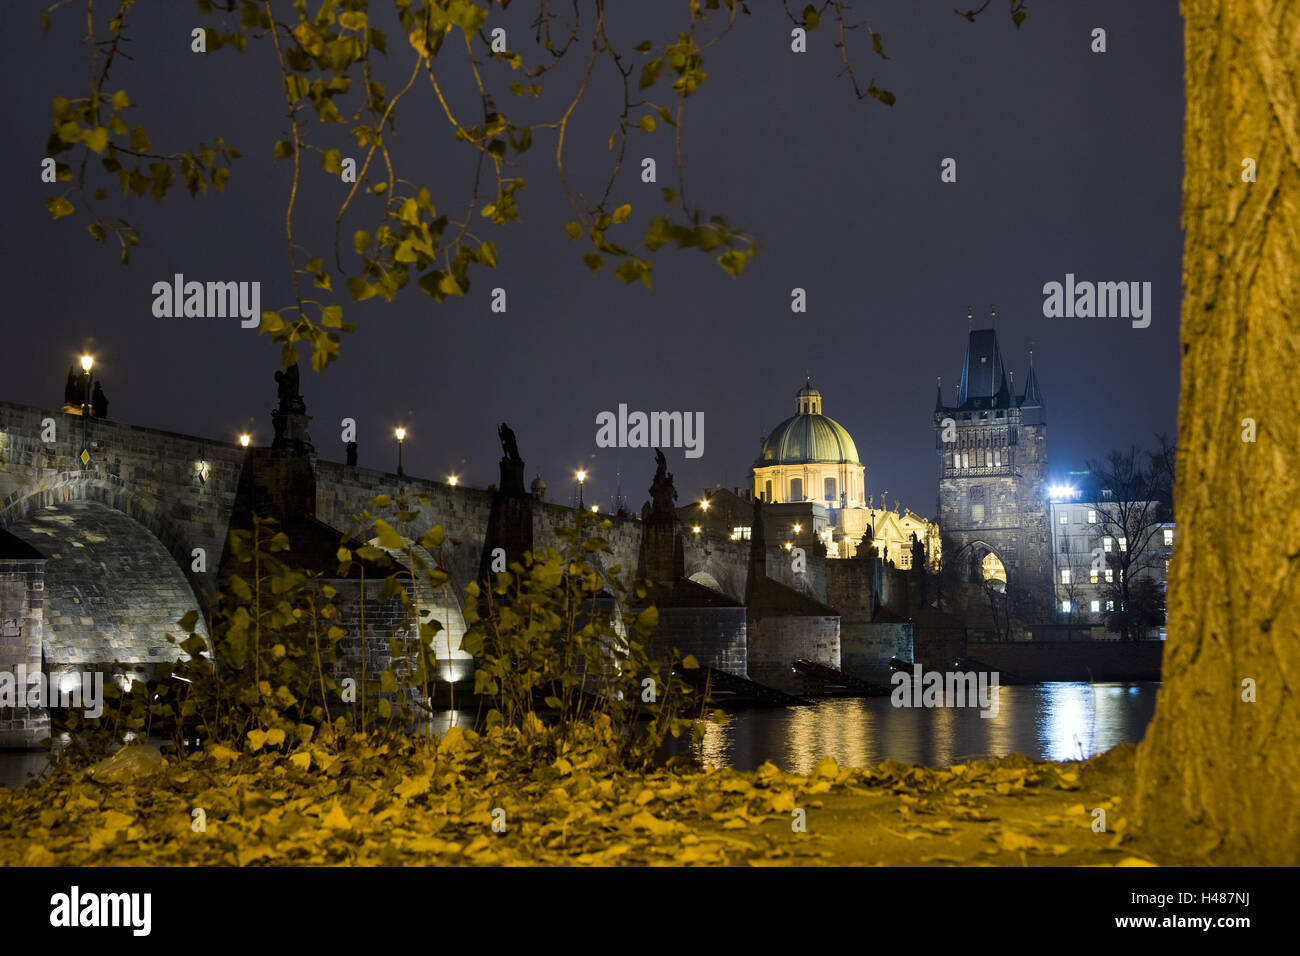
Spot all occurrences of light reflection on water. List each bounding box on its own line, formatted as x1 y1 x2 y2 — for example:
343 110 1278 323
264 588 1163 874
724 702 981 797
1 686 1158 786
688 682 1159 774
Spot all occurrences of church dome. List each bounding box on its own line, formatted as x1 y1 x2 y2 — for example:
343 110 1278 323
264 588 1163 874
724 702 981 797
758 380 861 465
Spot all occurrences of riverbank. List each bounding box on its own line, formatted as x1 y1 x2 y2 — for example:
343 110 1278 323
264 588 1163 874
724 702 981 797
0 725 1176 866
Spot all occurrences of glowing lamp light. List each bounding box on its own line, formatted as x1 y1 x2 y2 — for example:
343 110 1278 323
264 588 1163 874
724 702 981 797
700 500 710 511
80 354 94 372
395 427 407 442
1048 484 1078 501
576 470 586 483
784 542 793 551
793 524 802 534
448 475 458 487
239 434 250 448
692 525 701 534
590 505 599 513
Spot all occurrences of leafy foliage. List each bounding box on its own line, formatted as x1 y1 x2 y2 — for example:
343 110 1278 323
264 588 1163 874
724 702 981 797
37 0 1017 372
55 492 701 777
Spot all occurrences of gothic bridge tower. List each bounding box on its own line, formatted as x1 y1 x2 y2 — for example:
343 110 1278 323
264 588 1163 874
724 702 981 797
934 323 1052 623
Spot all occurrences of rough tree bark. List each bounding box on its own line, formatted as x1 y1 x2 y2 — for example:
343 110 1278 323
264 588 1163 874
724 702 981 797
1132 0 1300 863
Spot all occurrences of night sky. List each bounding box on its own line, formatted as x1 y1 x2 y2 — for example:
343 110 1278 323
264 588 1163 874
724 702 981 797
1 1 1182 518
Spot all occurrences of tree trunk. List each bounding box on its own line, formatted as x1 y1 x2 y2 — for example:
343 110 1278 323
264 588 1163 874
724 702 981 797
1132 0 1300 863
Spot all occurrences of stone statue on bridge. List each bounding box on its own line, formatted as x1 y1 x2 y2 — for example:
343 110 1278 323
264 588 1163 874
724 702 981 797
271 362 314 455
498 422 522 464
496 422 526 497
649 448 677 515
859 523 876 559
91 381 108 420
274 363 306 413
63 366 81 408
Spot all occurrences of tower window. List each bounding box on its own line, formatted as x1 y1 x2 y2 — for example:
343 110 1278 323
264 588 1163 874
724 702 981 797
790 477 803 502
824 477 836 501
765 479 772 503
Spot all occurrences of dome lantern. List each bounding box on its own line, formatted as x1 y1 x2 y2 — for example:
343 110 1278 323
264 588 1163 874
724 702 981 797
796 377 822 415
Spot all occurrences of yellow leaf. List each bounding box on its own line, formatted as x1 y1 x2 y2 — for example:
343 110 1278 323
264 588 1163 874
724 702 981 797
238 845 275 866
629 811 675 836
289 752 312 771
634 788 656 806
321 800 352 829
810 756 840 780
395 776 431 801
768 790 796 813
208 744 240 767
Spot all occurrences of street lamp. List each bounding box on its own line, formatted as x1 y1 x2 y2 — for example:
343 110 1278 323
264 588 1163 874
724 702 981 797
239 433 250 448
448 475 458 487
394 427 406 477
575 469 586 510
79 354 93 463
793 523 802 534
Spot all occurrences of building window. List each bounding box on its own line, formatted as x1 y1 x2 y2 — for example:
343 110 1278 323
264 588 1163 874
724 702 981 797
1105 569 1114 583
824 477 836 502
994 449 1002 467
1060 539 1069 554
1103 536 1113 552
731 526 751 540
765 480 772 503
1119 536 1127 552
790 477 803 502
962 452 969 468
1163 528 1173 546
1060 569 1071 584
1090 600 1100 614
1087 509 1097 523
1105 600 1115 611
1059 512 1068 524
970 486 985 522
1061 600 1072 613
1090 570 1098 584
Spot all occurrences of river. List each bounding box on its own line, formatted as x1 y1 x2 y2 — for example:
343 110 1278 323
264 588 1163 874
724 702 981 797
0 682 1158 786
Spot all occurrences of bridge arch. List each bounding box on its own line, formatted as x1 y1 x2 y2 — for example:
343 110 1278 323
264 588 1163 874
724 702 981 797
1 469 207 598
955 539 1008 593
2 473 211 677
688 571 724 593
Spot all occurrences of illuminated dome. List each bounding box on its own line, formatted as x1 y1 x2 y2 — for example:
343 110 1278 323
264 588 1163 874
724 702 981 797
757 379 861 465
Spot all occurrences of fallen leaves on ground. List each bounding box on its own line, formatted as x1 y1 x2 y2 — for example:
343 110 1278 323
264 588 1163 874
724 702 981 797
0 726 1145 867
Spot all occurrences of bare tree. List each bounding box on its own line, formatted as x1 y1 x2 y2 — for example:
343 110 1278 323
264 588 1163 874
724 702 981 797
1085 445 1174 640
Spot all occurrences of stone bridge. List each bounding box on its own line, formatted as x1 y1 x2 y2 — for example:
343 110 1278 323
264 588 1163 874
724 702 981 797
0 395 912 747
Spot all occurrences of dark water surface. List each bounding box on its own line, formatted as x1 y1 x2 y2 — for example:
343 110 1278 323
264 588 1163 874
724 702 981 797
0 682 1159 786
677 681 1159 773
